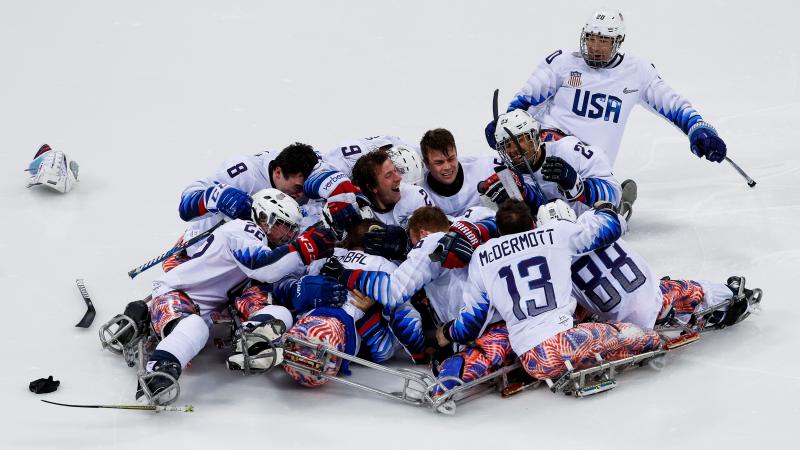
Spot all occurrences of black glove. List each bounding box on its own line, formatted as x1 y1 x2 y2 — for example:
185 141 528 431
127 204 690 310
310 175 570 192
320 257 347 283
541 156 579 190
364 224 410 260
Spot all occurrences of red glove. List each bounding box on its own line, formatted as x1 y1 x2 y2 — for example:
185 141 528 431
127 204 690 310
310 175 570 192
289 224 337 264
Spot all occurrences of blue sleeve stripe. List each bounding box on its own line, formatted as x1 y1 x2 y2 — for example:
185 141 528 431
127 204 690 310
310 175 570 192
389 307 424 353
580 210 623 253
451 296 489 343
233 244 291 270
476 218 499 238
179 190 205 221
303 170 339 200
509 92 552 112
656 105 704 134
583 179 618 206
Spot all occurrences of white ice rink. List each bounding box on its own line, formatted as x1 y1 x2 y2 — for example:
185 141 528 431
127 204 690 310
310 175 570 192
1 1 798 448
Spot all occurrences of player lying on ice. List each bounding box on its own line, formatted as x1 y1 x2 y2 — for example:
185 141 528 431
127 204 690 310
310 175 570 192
101 189 349 405
282 217 426 387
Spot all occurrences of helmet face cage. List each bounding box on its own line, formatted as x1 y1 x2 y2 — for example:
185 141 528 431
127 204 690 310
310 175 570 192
496 130 542 177
580 31 624 68
255 210 299 245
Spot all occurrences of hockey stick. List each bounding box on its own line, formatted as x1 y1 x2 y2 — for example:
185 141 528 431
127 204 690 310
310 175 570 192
492 88 500 122
41 399 193 413
724 156 756 188
127 219 226 279
74 279 95 328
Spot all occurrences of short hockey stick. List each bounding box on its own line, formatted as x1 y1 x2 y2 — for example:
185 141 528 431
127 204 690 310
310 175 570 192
74 279 96 328
724 156 756 188
127 219 226 279
42 399 193 413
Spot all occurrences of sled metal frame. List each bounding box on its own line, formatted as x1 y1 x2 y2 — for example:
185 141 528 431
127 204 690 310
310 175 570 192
282 334 521 414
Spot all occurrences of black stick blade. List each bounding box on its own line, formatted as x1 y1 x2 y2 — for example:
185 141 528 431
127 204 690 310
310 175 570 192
75 279 96 328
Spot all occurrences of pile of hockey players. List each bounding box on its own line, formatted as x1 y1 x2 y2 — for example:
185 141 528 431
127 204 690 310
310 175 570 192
85 9 762 413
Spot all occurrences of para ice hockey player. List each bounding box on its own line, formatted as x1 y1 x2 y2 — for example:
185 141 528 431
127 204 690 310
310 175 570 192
283 218 423 386
437 200 664 382
349 149 433 228
537 200 760 331
25 144 80 194
321 135 425 185
488 9 727 218
482 109 620 215
107 189 345 405
417 128 501 217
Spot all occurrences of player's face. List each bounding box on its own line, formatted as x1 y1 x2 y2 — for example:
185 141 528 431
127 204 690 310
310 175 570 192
265 220 298 246
371 160 402 208
272 168 306 201
499 133 540 170
584 34 615 64
425 147 459 185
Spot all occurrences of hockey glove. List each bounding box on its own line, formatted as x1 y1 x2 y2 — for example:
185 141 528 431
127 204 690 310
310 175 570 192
541 156 584 200
203 183 252 220
364 224 410 260
431 221 490 269
289 224 337 264
485 120 498 149
323 181 372 238
688 122 726 163
479 169 547 212
292 275 349 313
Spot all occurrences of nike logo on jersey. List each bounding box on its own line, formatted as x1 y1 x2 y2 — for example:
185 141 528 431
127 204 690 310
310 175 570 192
623 88 639 94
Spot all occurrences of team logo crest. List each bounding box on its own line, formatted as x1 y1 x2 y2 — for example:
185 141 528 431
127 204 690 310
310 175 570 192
568 71 582 88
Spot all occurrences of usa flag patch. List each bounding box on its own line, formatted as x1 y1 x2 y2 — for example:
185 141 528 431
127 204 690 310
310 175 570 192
568 71 582 88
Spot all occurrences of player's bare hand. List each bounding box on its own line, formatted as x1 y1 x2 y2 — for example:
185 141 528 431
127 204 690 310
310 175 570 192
350 289 375 312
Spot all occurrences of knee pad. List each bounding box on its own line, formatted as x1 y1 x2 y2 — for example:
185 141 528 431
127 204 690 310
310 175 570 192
150 291 199 338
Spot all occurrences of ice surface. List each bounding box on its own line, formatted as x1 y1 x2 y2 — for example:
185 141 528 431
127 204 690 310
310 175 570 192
1 1 797 448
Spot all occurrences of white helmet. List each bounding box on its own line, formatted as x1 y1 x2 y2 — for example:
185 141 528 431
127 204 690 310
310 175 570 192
26 145 80 194
580 9 626 68
251 188 303 244
536 199 577 225
493 110 542 174
386 145 424 185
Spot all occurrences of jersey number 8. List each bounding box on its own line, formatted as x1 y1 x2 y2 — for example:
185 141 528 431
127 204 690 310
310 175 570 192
571 243 647 312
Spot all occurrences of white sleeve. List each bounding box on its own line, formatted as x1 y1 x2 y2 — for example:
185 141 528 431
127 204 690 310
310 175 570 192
388 237 443 303
509 50 564 115
639 61 705 135
226 229 305 283
562 209 626 255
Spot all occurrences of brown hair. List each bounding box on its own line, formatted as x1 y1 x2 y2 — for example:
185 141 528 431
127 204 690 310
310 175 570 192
341 218 385 250
351 149 392 201
419 128 456 162
408 206 450 237
496 200 535 236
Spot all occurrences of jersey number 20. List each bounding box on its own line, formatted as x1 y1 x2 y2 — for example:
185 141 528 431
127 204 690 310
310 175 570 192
499 256 556 320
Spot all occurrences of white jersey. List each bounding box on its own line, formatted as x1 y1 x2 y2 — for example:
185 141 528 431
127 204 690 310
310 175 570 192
152 220 305 319
512 50 705 164
522 135 620 215
570 239 661 329
308 248 398 320
373 182 434 228
453 209 625 355
179 147 345 241
322 135 417 177
420 155 501 217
